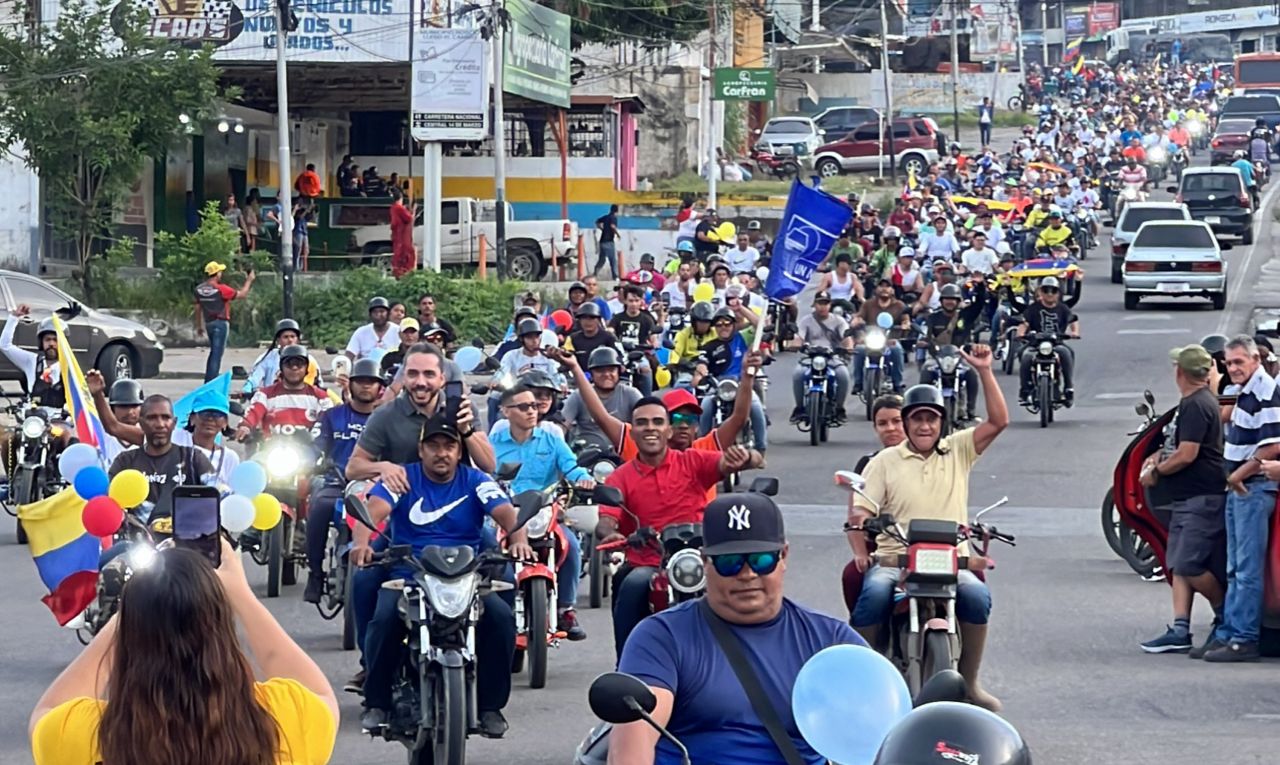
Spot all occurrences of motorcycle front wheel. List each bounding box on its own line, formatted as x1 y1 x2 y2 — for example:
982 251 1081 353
422 663 467 765
808 391 823 446
527 578 550 689
1038 376 1052 428
1101 489 1124 557
341 557 357 650
267 522 283 598
864 369 880 421
588 538 605 609
282 516 298 587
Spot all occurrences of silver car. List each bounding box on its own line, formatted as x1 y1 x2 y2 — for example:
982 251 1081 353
1122 221 1227 311
1109 202 1190 284
753 117 823 158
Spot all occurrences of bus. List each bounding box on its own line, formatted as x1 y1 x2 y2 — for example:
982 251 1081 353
1234 52 1280 94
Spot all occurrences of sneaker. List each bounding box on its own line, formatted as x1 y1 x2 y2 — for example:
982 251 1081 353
1140 626 1192 654
303 573 325 604
478 709 509 739
558 608 587 641
835 406 848 422
1063 388 1075 408
789 406 806 423
1189 634 1226 660
360 706 388 732
344 669 366 694
1203 641 1261 663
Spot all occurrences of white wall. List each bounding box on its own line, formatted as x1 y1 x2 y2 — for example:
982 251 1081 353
787 71 1022 115
0 149 39 273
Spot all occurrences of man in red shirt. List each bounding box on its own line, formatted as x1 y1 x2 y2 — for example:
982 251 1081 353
390 187 416 278
194 260 254 382
234 345 333 440
295 163 323 199
598 397 750 660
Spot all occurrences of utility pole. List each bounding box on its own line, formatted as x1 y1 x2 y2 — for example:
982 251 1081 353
707 3 718 209
881 0 896 182
491 0 508 279
949 0 960 143
275 0 295 318
1041 1 1049 68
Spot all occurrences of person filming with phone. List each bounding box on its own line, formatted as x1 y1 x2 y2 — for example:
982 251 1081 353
29 540 339 765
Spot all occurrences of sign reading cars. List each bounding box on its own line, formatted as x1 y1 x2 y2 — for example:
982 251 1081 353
713 68 776 101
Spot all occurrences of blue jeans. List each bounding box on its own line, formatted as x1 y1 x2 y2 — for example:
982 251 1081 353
1217 482 1278 644
852 345 905 391
595 241 618 279
612 565 657 663
699 393 769 451
851 565 992 627
204 319 229 382
558 529 582 608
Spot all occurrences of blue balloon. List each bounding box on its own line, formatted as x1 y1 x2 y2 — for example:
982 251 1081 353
792 645 912 765
654 346 671 366
876 312 894 329
453 346 484 375
229 461 267 498
73 466 110 501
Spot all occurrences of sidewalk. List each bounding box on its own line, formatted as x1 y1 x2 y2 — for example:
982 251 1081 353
159 346 272 380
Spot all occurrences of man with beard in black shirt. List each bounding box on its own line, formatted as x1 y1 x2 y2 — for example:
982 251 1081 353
1017 277 1079 407
608 285 658 394
109 395 216 520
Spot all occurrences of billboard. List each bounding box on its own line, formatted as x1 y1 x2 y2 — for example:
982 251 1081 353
970 1 1017 61
211 0 409 63
1088 2 1120 37
411 27 488 141
503 0 571 108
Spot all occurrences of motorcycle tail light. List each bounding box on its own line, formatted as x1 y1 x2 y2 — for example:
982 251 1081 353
909 544 957 576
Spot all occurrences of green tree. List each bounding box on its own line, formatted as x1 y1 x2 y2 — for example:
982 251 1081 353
556 0 712 47
0 0 225 301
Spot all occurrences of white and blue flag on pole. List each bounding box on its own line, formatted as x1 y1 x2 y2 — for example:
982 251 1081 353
763 179 854 301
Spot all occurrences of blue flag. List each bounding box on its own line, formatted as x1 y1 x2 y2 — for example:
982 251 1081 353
174 372 232 427
764 180 853 301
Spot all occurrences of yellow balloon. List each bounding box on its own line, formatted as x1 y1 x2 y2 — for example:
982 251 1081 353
716 222 737 242
751 305 763 316
693 282 715 303
655 367 672 389
108 469 150 508
251 493 283 531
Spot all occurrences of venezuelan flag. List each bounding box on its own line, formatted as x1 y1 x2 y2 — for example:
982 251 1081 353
19 488 98 624
1063 37 1082 63
1072 56 1084 76
53 317 110 457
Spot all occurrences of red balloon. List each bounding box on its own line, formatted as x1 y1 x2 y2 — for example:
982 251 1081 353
82 496 124 538
550 309 573 331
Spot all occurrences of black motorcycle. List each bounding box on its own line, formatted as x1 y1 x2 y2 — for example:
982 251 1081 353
316 468 356 650
243 431 318 597
3 398 69 544
78 513 169 644
921 344 970 434
795 346 845 446
1021 332 1074 428
857 325 898 420
767 298 796 349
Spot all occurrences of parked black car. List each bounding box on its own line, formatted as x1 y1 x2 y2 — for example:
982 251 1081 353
1173 167 1255 244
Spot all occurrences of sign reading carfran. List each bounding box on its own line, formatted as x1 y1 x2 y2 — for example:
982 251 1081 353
713 68 776 101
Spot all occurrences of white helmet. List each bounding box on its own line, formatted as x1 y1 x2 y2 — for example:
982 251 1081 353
883 225 902 239
1234 150 1247 159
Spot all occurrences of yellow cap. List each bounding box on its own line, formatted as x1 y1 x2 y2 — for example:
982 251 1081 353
399 317 421 332
204 261 227 276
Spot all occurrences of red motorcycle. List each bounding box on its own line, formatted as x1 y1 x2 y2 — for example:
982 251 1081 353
748 147 801 180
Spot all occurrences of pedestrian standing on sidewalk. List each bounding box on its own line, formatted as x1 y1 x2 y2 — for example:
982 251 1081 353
595 204 620 279
1138 346 1227 655
389 187 416 278
978 97 994 148
1203 336 1280 662
194 261 254 382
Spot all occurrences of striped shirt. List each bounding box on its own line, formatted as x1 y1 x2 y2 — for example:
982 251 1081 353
1224 367 1280 467
242 381 334 437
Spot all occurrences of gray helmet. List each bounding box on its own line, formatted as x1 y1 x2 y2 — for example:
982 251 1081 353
939 283 963 300
514 306 538 321
690 301 715 323
587 346 622 370
901 384 946 420
516 317 542 337
367 296 390 313
521 370 558 391
108 378 144 407
1200 333 1229 358
1039 276 1061 291
36 319 56 339
274 318 300 339
576 302 602 319
349 358 384 383
279 344 309 363
712 307 735 323
568 281 587 294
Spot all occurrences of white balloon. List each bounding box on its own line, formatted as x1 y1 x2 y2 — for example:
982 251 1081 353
58 443 100 483
221 494 256 533
540 329 560 349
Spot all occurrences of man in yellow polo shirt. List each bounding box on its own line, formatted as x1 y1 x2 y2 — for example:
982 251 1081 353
846 344 1008 712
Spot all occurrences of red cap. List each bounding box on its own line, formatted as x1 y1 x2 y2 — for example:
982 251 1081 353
662 388 702 415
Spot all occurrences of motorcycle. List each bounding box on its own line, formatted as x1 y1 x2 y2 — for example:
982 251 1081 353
343 485 541 765
858 324 897 420
706 374 758 491
74 514 167 643
1146 145 1169 184
748 146 801 180
795 346 846 446
316 468 358 650
1070 206 1093 259
836 470 1014 697
1104 390 1169 581
244 431 317 597
767 298 796 349
568 445 622 609
2 397 69 544
921 344 970 435
1170 146 1189 182
1116 181 1147 218
1021 333 1074 428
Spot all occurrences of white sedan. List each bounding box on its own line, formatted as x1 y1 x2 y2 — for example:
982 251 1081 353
1122 220 1228 311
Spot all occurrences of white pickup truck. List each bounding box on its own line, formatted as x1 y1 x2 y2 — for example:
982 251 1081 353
346 197 578 280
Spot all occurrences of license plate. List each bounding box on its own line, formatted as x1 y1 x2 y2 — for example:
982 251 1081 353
1205 216 1221 224
1158 282 1190 293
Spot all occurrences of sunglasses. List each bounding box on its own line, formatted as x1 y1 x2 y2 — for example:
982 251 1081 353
670 412 699 426
714 320 734 328
709 550 782 578
504 401 537 412
194 410 226 420
281 359 308 368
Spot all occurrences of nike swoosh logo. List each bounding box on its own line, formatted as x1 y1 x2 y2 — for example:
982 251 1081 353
408 495 466 526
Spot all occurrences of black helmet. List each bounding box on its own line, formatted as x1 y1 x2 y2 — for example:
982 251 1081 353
108 378 144 407
274 318 300 339
517 317 542 337
587 346 623 369
569 281 588 294
1200 333 1229 358
712 307 735 323
349 358 385 383
368 296 390 313
36 318 56 339
690 302 715 323
873 701 1031 765
521 370 558 391
514 306 538 321
279 344 309 363
939 283 963 300
901 384 947 420
421 322 447 339
1257 117 1267 128
576 302 602 319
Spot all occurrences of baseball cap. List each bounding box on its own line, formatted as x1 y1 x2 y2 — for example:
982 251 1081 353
399 317 421 332
1170 344 1214 375
204 261 227 276
813 290 832 303
662 388 702 415
702 493 786 556
420 411 462 443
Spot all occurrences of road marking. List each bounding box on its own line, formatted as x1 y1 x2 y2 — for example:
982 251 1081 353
1095 392 1145 399
1244 714 1280 721
1122 314 1171 320
1116 328 1189 335
1217 178 1280 335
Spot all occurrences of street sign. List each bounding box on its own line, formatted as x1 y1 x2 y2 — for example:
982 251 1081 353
504 0 572 108
713 68 776 101
411 27 489 141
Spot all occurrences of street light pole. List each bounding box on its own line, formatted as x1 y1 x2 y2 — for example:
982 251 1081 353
881 0 896 182
491 0 508 279
707 2 718 209
275 0 294 318
949 0 960 142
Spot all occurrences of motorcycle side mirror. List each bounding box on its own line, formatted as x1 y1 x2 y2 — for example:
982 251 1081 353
588 672 657 723
748 476 779 496
913 669 968 707
1165 185 1177 193
511 490 544 531
1136 403 1151 417
833 470 866 492
324 346 339 355
471 337 486 348
1143 389 1155 406
593 484 624 506
229 401 245 417
496 462 522 482
231 365 249 379
343 481 378 531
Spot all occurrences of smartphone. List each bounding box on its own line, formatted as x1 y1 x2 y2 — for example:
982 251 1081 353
172 485 222 567
446 379 464 401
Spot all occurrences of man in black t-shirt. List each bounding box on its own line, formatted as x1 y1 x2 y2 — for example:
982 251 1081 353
594 204 620 279
1017 277 1079 405
693 208 722 262
608 286 657 394
109 395 216 521
1138 345 1227 656
565 302 618 371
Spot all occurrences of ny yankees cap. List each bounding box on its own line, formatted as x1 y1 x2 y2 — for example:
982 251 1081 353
702 492 786 556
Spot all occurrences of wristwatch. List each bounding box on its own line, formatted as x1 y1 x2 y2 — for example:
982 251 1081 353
459 427 476 439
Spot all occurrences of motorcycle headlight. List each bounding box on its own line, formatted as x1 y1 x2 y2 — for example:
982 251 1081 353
524 506 553 539
1188 120 1203 135
912 547 957 576
1122 187 1138 200
1148 147 1167 163
591 461 615 482
1038 341 1054 356
126 545 157 571
811 354 828 371
21 415 46 440
424 573 478 619
666 548 705 594
940 355 960 374
717 379 738 402
264 444 302 480
865 329 886 352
